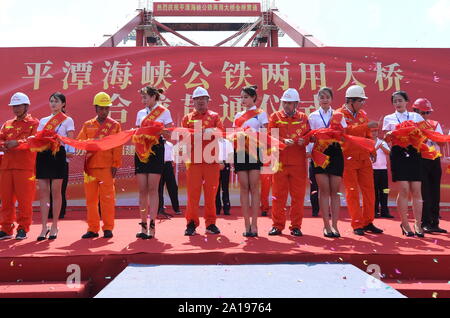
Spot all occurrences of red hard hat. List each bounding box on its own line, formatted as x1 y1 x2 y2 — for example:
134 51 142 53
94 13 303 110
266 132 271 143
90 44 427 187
413 98 433 112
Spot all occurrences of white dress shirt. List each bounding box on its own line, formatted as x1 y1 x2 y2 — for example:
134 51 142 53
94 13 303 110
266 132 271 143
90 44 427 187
372 138 390 170
382 111 424 132
218 138 234 163
306 107 347 153
164 141 174 162
308 107 347 130
38 114 76 157
136 104 173 127
233 106 268 131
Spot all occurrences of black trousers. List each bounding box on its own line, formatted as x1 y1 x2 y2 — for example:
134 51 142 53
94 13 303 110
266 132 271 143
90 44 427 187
309 160 319 215
216 163 231 213
49 162 69 219
158 161 180 212
373 169 390 215
421 157 442 227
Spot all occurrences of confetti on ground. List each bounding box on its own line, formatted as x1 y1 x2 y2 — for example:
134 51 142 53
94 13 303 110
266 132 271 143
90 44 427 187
297 280 303 283
337 192 344 196
433 258 438 263
10 261 14 267
217 237 222 242
342 276 347 280
383 189 390 194
395 269 402 274
339 258 344 262
363 260 369 265
105 276 112 280
49 287 55 290
432 292 438 298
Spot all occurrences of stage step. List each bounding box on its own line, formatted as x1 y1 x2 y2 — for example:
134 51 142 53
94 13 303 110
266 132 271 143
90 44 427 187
0 281 90 298
384 280 450 298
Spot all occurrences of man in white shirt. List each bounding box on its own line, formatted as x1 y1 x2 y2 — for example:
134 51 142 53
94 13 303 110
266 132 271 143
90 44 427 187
372 129 393 218
216 138 233 216
158 140 181 217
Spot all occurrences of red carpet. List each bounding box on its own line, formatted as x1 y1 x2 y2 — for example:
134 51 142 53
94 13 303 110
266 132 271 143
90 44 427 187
1 207 449 298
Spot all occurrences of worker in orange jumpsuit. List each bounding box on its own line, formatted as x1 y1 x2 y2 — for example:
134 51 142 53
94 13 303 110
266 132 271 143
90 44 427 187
0 92 39 240
77 92 122 239
337 85 383 236
260 163 272 217
181 87 224 236
268 89 310 237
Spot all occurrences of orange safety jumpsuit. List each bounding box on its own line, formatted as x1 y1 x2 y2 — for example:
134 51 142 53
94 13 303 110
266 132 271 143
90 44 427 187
77 117 122 233
336 106 375 230
0 114 39 235
268 110 310 231
181 110 224 228
260 163 272 213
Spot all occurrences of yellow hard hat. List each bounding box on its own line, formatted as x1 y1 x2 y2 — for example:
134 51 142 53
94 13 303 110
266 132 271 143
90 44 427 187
93 92 112 107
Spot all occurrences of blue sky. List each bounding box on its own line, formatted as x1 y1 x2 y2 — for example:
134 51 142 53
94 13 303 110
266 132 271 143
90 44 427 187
0 0 449 47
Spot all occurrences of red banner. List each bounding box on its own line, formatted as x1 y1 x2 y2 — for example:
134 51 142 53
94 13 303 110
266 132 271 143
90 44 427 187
0 47 449 206
153 2 261 16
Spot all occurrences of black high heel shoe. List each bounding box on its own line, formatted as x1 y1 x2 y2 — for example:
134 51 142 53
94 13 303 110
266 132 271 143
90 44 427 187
414 224 425 238
243 225 254 237
37 229 50 241
400 224 414 237
323 228 335 238
136 222 150 240
49 229 58 240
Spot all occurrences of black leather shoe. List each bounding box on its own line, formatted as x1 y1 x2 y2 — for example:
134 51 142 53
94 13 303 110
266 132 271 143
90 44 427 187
82 231 99 239
353 228 365 236
290 228 303 237
268 227 282 236
103 230 113 238
224 210 231 216
432 227 448 234
185 221 197 236
363 223 384 234
381 213 394 219
15 229 27 240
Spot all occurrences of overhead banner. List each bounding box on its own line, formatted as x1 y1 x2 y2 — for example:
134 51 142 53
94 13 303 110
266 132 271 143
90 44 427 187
0 47 449 206
153 2 262 16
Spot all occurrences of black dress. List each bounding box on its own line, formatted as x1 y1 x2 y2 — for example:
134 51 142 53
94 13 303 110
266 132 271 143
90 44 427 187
312 143 344 177
36 146 68 180
135 137 165 175
390 145 422 182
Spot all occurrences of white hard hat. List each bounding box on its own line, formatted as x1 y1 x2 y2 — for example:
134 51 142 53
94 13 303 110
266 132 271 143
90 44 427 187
345 85 368 99
280 88 300 102
192 87 210 99
9 92 31 106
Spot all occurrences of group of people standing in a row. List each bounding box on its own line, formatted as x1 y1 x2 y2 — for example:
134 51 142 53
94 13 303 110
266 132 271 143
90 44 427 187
0 83 447 242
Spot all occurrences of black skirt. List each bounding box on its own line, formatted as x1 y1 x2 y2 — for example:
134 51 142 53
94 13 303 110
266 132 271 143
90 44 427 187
234 150 263 172
390 145 422 182
36 146 68 180
313 143 344 177
135 138 165 175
